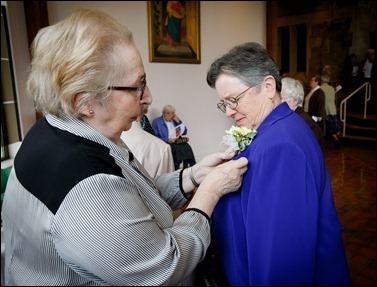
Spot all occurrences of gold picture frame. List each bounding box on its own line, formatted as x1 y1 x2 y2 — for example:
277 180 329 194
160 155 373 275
148 1 200 64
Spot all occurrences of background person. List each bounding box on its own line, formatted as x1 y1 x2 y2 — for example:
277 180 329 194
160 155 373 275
304 74 327 135
360 49 375 82
341 53 362 94
152 104 196 170
281 77 324 147
1 9 248 286
321 74 342 147
139 104 156 136
360 48 376 113
340 53 363 113
121 104 175 179
206 41 351 286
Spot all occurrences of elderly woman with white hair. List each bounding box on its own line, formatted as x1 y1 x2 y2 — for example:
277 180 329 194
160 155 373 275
281 77 323 146
152 104 196 170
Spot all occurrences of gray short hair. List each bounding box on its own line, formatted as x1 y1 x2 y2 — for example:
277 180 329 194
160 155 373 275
281 77 305 107
206 42 281 92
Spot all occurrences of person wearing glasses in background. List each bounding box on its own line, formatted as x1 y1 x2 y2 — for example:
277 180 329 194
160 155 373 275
304 74 326 135
1 9 248 286
205 42 351 286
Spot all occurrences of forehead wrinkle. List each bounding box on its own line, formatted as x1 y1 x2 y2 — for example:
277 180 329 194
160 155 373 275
216 74 247 100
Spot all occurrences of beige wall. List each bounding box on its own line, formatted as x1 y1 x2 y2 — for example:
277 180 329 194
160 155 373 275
7 1 267 160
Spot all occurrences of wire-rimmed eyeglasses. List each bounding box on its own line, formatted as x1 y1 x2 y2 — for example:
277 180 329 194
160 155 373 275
108 77 147 101
217 86 252 113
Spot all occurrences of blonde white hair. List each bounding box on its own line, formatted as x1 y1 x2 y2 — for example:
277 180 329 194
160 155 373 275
27 9 134 117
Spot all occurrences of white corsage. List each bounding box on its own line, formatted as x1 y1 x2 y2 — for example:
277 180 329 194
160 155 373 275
221 126 257 155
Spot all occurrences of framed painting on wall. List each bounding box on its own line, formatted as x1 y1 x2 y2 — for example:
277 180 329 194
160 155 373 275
148 1 201 64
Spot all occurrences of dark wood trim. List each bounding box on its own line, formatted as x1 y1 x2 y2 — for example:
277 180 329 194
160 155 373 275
266 1 274 54
23 1 49 48
23 1 48 120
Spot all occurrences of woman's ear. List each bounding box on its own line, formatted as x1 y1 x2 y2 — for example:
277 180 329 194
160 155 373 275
73 93 93 117
263 75 277 99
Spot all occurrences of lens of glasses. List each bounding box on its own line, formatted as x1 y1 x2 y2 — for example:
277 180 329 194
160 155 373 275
225 98 238 109
217 85 252 113
139 81 146 100
217 102 226 113
139 89 144 100
217 99 238 113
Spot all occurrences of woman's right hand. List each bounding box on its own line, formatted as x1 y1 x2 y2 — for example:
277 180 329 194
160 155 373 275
186 157 248 217
203 157 248 198
189 151 236 185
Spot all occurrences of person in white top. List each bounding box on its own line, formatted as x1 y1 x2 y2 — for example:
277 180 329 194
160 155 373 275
360 49 376 113
361 49 375 79
121 105 175 179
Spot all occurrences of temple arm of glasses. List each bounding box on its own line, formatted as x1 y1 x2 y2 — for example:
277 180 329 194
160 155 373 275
108 86 139 91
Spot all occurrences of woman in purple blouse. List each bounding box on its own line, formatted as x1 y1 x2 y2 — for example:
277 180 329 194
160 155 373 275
205 42 351 286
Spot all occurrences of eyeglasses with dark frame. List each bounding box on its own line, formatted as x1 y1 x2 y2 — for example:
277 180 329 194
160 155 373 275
108 76 147 100
217 86 252 113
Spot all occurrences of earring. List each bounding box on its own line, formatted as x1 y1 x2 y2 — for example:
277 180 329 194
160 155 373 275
89 110 94 115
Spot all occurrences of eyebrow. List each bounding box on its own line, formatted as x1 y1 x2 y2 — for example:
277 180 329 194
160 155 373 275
224 92 238 100
129 73 146 86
